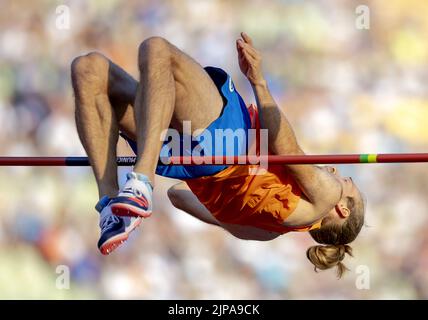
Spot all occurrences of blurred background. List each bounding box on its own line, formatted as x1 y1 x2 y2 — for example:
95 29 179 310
1 0 428 299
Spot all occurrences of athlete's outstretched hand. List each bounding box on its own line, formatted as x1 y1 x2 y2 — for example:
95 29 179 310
236 32 265 86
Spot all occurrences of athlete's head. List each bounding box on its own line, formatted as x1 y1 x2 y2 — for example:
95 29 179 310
306 166 365 279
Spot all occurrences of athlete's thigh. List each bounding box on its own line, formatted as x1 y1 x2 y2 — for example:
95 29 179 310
169 44 224 132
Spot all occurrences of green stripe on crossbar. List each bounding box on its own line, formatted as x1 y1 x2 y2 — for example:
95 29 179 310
360 154 378 163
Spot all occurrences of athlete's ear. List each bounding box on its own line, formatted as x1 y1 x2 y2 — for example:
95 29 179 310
335 203 350 219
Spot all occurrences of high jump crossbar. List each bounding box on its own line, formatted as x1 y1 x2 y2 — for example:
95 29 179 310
0 153 427 166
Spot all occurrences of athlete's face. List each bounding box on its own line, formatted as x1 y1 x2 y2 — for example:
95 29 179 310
321 166 362 224
323 166 358 199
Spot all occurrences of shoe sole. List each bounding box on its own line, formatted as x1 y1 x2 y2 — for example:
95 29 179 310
99 217 142 255
111 203 152 219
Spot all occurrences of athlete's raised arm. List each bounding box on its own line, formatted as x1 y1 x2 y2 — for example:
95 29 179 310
236 32 342 217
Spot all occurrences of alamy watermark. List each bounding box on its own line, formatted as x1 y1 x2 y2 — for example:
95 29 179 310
355 264 370 290
55 265 70 290
355 5 370 30
159 121 269 175
55 5 70 30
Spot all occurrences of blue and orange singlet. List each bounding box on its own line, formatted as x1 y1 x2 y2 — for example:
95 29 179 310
185 105 322 234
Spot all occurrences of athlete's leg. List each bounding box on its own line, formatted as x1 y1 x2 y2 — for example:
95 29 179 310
71 53 145 254
72 39 225 219
71 52 138 199
132 36 224 183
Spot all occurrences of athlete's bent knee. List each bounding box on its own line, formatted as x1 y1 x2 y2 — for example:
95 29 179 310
71 52 108 85
138 36 171 68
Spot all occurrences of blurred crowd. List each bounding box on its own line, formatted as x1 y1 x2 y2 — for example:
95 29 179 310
1 0 428 299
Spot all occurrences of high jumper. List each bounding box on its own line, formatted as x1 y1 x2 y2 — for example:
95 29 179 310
70 32 365 278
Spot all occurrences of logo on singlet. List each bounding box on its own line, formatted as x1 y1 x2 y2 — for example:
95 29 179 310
229 77 234 92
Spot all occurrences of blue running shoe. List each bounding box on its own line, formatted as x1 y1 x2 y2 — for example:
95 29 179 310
96 196 142 255
110 172 153 218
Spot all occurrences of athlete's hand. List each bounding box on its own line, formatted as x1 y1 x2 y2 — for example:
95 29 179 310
236 32 265 86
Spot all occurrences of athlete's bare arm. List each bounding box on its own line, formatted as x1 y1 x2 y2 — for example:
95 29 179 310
167 182 220 226
236 32 342 221
167 183 280 241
